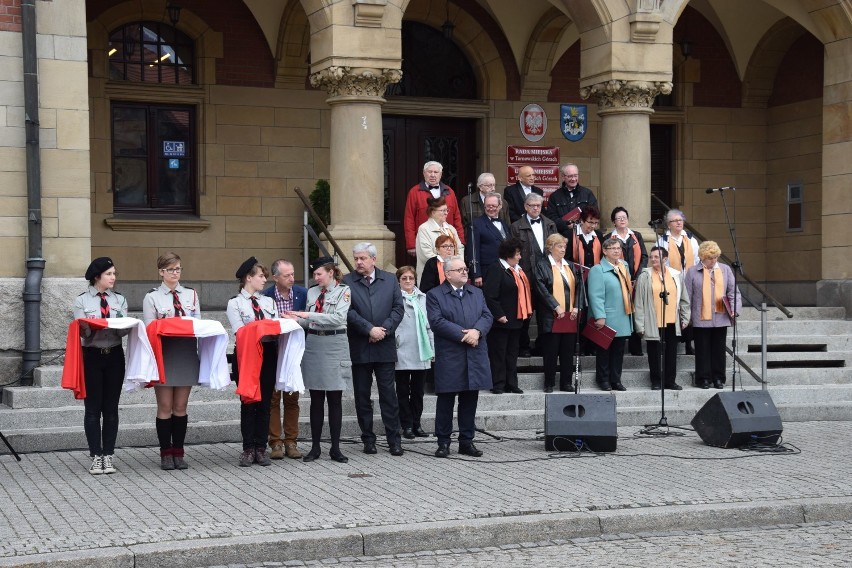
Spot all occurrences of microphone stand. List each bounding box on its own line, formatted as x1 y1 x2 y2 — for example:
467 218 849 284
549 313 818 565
465 182 479 280
572 252 587 394
640 219 689 436
715 187 741 391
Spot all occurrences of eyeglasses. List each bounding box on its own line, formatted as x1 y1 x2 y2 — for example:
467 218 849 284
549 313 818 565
447 267 469 273
479 183 495 188
669 219 684 223
439 244 456 250
436 208 448 213
605 247 621 251
163 267 182 274
563 174 579 178
399 275 415 281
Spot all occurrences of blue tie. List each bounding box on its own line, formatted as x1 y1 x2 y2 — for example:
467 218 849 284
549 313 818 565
457 289 464 299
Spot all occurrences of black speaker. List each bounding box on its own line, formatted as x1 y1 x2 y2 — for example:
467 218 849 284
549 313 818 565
544 393 617 452
691 391 783 448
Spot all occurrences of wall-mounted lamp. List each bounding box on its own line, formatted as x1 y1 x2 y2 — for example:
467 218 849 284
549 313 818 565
442 2 454 40
167 2 181 27
680 39 691 59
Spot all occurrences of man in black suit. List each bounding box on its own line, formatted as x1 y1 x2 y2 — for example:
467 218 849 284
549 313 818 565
503 165 544 224
465 192 510 286
460 172 510 229
510 193 557 357
546 163 599 238
343 242 406 456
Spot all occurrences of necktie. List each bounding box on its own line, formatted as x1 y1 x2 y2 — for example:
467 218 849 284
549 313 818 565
171 290 185 317
365 275 372 286
530 218 541 224
250 296 265 320
315 288 326 313
99 292 110 319
457 289 464 299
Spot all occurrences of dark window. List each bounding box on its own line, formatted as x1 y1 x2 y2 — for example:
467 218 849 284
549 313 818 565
111 102 196 214
108 21 194 85
787 183 803 232
650 124 675 219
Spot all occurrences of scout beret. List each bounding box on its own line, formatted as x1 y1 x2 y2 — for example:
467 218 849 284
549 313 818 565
235 256 258 279
85 257 114 281
309 256 334 273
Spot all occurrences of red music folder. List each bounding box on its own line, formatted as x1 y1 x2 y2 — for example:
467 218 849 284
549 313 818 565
562 207 582 222
581 322 616 349
552 310 581 333
722 296 735 319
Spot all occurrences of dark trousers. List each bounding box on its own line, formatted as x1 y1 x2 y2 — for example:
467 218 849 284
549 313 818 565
435 390 479 446
352 362 401 444
646 324 679 387
519 317 532 351
539 331 577 390
308 389 343 451
595 336 626 387
240 343 276 450
82 347 125 457
395 369 426 429
488 326 521 391
628 331 644 355
693 326 728 385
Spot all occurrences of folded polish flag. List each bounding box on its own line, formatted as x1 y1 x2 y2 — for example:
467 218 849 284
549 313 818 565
234 319 306 404
61 317 158 400
145 317 231 390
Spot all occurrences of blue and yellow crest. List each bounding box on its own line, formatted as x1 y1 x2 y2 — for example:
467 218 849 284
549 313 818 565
560 104 586 142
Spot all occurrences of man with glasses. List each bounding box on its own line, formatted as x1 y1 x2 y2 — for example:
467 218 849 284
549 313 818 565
504 165 544 224
466 192 511 286
511 193 557 357
426 256 493 458
460 172 509 229
546 163 599 239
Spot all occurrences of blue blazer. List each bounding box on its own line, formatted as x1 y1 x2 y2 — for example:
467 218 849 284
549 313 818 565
466 214 509 280
262 284 308 311
342 268 405 364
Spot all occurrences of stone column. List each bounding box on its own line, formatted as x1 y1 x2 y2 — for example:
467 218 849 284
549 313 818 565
310 66 402 270
581 80 672 239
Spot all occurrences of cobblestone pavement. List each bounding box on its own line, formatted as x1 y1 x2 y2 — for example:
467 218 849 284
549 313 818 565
1 421 851 562
196 521 852 567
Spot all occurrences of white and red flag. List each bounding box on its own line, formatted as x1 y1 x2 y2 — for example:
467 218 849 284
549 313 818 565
146 317 231 390
234 319 305 403
61 317 158 399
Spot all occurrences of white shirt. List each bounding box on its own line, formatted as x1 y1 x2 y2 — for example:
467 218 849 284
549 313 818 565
528 215 544 252
576 224 595 244
521 184 532 196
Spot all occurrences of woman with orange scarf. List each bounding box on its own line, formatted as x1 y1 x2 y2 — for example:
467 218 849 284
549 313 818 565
684 241 742 389
483 238 533 394
533 234 580 393
419 234 457 293
657 208 699 355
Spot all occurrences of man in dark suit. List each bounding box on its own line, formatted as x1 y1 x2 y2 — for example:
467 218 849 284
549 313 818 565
546 163 599 238
465 192 510 286
342 242 406 456
503 165 544 224
426 256 493 458
460 172 510 229
510 193 557 357
263 259 308 460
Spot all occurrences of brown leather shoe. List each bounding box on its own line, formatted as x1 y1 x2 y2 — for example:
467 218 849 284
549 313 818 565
284 443 302 459
269 443 284 460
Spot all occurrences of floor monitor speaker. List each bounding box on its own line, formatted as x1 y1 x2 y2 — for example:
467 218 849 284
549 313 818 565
691 390 782 448
544 393 617 452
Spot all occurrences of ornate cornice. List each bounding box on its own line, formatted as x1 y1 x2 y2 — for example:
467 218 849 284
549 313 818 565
309 66 403 99
580 80 673 112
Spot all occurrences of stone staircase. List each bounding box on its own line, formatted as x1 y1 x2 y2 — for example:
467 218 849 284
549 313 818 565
0 307 849 453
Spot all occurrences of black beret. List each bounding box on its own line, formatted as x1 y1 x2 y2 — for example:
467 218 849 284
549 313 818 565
235 256 258 280
85 257 114 281
309 256 334 273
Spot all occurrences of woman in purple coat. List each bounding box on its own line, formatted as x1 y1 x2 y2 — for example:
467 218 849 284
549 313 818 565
684 241 742 389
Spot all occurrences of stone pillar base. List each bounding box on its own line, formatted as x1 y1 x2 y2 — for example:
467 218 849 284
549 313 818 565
324 224 399 273
816 279 852 319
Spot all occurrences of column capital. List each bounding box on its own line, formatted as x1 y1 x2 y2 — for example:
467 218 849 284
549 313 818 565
580 80 673 113
309 66 402 100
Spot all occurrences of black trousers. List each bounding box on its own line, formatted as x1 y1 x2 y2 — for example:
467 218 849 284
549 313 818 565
352 362 401 444
240 342 277 450
693 326 728 385
595 337 626 387
646 324 679 387
488 326 521 391
395 369 426 430
539 331 577 390
82 347 125 457
435 390 479 446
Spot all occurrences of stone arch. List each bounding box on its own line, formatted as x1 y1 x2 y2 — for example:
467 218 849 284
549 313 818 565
402 0 520 100
521 7 573 99
275 0 311 88
297 0 332 36
549 0 619 35
741 18 810 108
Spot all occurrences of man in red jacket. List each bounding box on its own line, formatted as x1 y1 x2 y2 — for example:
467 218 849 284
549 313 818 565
404 161 466 255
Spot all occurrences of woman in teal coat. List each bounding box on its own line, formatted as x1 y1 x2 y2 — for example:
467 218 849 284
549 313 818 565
587 238 634 391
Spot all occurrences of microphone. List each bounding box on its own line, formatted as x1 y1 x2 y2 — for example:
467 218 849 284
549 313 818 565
648 219 663 226
705 186 735 194
467 182 473 193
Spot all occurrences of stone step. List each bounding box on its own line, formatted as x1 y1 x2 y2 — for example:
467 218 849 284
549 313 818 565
736 306 846 321
734 320 852 335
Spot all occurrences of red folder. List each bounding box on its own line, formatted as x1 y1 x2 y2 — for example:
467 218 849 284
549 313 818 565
722 296 735 319
562 207 582 222
575 263 590 283
552 310 581 333
581 322 616 349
